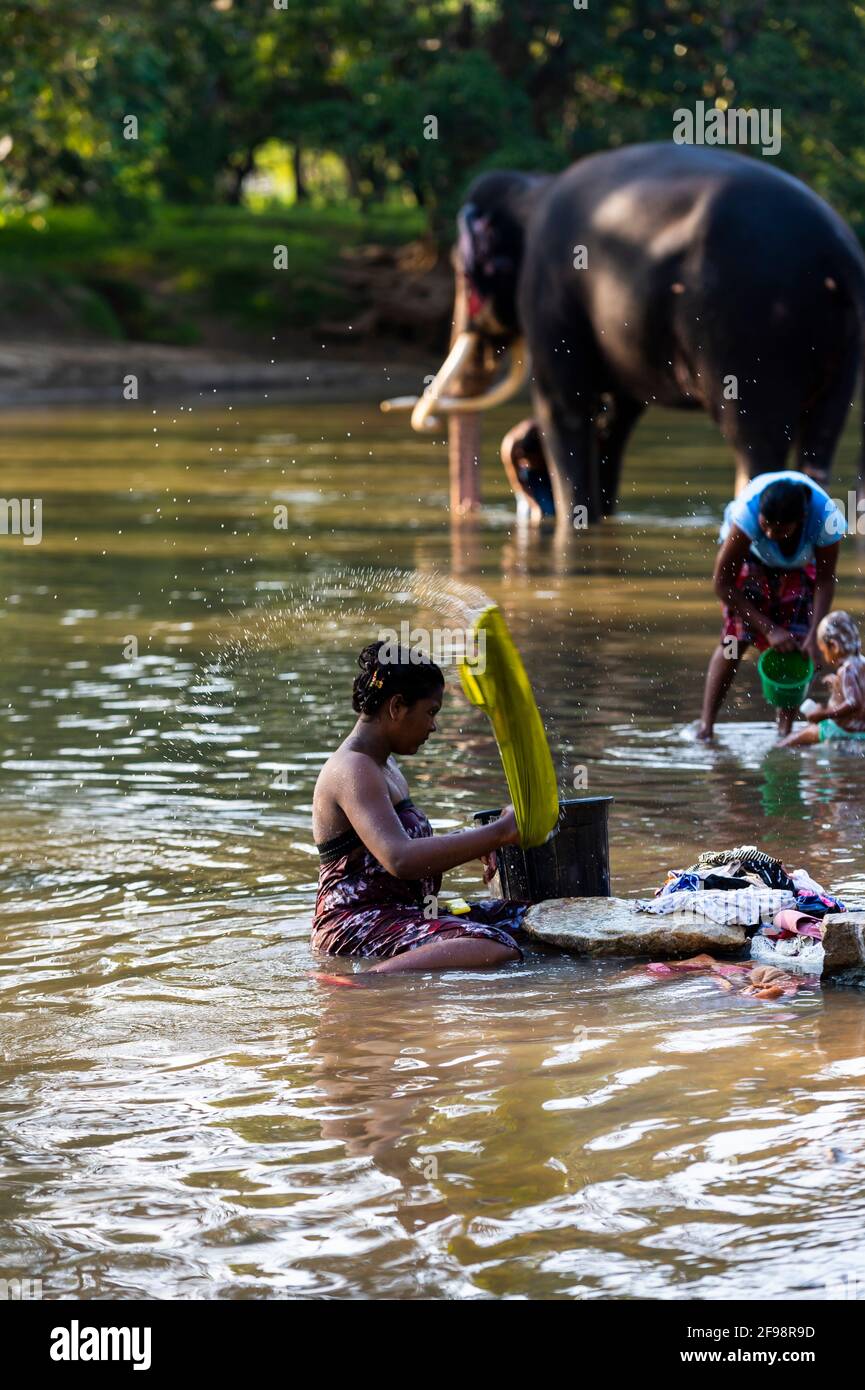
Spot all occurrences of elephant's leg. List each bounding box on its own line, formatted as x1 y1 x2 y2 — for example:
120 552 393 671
597 396 643 516
724 414 794 497
733 451 757 498
532 390 601 526
731 442 791 497
796 349 858 487
714 383 794 495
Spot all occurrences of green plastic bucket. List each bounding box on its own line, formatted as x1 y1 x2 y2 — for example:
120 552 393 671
757 648 814 709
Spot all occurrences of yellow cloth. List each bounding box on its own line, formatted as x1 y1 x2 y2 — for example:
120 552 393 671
458 604 559 848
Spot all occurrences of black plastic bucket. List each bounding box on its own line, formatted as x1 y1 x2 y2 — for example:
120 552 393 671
472 797 613 903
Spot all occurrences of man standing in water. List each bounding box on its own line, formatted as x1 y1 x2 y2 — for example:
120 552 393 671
697 473 845 741
500 419 555 521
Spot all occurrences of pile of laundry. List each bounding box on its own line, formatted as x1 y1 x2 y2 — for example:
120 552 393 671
634 845 845 933
749 909 827 974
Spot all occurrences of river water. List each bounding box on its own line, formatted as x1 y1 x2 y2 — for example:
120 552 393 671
2 399 865 1300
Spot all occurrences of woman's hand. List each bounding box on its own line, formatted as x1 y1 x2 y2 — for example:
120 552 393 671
480 851 497 885
767 625 797 652
806 706 826 723
494 805 521 846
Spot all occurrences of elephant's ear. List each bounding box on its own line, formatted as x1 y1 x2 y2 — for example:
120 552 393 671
457 203 513 285
457 203 484 281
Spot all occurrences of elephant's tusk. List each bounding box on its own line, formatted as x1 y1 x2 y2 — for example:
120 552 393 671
432 340 528 415
410 332 480 432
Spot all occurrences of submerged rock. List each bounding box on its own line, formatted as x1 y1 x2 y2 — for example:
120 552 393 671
523 897 746 957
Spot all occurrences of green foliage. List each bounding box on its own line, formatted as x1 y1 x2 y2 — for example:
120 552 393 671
1 0 864 241
0 202 425 342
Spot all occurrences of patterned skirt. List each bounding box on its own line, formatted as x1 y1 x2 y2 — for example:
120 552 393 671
721 557 815 651
312 798 527 961
312 897 527 961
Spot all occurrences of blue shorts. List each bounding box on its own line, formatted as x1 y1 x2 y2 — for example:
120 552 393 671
818 719 865 742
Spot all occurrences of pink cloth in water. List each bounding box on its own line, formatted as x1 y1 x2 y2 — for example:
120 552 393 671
644 958 751 977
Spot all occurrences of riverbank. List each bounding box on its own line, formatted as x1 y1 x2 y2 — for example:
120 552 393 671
0 202 450 405
0 338 432 407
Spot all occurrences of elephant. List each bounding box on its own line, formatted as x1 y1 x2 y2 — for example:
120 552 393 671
404 142 865 526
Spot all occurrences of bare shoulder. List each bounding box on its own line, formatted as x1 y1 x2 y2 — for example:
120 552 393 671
312 746 386 840
329 745 386 788
315 746 378 800
844 654 865 687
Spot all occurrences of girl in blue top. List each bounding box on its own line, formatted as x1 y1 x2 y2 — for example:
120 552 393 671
697 472 845 741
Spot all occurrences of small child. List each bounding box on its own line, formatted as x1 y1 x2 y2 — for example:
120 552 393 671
781 611 865 746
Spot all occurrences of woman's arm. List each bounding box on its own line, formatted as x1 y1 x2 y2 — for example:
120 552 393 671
802 542 839 665
714 526 795 650
333 752 519 879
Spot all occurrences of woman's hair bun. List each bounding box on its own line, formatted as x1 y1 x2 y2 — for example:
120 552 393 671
357 641 383 674
352 640 389 714
351 638 444 716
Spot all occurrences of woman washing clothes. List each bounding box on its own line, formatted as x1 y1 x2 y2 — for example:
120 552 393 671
312 641 527 975
697 472 845 741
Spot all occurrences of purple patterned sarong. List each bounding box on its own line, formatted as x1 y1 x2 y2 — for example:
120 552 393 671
312 798 526 960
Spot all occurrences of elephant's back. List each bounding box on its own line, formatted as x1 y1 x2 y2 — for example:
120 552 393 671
551 141 830 205
538 142 860 268
520 142 865 410
527 142 865 323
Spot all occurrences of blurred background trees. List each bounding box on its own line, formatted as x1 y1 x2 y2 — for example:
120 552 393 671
2 1 864 348
3 0 864 233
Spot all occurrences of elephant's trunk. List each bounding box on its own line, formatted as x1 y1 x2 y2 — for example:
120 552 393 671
448 415 482 515
379 263 528 514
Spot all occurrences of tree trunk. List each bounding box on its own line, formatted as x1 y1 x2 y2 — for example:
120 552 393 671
224 151 255 206
293 144 307 202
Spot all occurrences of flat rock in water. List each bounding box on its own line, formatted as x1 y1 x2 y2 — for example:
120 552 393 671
523 897 746 957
